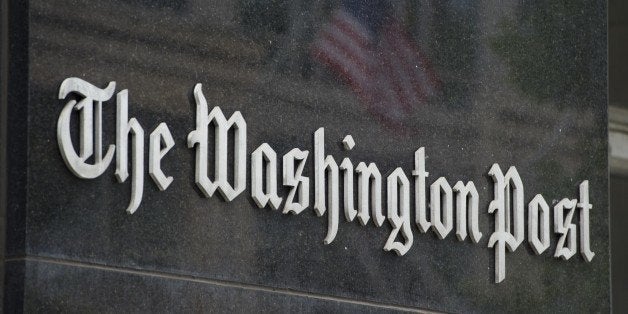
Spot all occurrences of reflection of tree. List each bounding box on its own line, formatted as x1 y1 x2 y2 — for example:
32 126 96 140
491 2 602 107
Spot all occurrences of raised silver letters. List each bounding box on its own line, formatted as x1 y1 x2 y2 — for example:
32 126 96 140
57 78 116 179
430 177 453 239
58 78 171 214
57 79 598 285
251 143 282 210
149 123 175 191
413 148 430 233
385 168 413 256
578 181 595 262
283 148 310 215
188 84 247 201
115 90 145 214
453 181 482 243
528 194 550 254
554 198 577 260
313 128 339 244
355 162 385 226
340 158 357 222
488 164 524 283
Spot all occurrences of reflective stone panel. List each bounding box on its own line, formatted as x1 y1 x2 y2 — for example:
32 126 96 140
4 259 394 313
10 0 609 312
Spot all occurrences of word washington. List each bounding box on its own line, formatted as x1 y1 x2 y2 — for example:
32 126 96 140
56 78 595 283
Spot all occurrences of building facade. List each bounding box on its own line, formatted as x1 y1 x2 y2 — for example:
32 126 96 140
1 1 612 312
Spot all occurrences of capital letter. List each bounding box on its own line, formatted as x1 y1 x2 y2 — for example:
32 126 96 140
57 78 116 179
187 84 247 201
487 164 524 283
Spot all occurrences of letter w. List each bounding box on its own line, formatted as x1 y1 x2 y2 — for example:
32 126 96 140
188 84 247 201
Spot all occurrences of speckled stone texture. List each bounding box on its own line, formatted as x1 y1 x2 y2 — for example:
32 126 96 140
4 0 608 312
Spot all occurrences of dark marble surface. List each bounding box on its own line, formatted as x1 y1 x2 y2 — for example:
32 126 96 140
5 0 609 312
5 259 400 313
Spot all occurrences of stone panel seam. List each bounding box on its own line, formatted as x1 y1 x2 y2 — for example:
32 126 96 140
6 255 437 313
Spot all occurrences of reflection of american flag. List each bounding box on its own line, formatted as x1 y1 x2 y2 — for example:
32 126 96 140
311 3 440 128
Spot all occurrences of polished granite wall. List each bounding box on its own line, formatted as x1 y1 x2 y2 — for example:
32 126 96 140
4 0 609 312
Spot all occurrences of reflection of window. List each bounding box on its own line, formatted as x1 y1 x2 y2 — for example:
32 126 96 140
122 0 186 11
610 107 628 175
609 0 628 312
